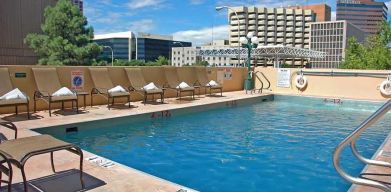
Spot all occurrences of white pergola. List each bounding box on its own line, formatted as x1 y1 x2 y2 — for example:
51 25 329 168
198 45 326 67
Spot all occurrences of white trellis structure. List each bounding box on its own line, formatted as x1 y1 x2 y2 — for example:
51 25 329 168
198 45 326 67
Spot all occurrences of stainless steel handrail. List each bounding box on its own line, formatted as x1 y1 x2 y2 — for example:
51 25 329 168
333 100 391 191
253 71 271 93
298 70 391 78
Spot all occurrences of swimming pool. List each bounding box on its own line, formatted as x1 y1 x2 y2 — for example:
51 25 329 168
36 95 391 192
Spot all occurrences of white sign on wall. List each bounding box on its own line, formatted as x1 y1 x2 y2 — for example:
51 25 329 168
277 69 291 88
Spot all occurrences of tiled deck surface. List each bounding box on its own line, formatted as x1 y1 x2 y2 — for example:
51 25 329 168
0 91 270 192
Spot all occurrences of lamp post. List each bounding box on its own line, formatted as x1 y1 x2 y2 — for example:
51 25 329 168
216 6 240 68
240 32 259 91
103 46 114 66
173 42 184 67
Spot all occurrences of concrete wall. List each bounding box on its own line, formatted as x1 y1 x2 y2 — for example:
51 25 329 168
255 67 391 101
0 66 246 114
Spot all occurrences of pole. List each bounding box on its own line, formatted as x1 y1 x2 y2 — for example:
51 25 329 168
103 46 114 66
216 6 241 68
230 9 240 68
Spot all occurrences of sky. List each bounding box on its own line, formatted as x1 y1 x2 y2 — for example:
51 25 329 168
85 0 391 45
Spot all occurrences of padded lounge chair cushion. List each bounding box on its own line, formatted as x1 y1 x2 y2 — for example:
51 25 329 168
144 89 163 94
0 135 71 162
50 95 77 102
109 91 130 97
0 98 28 105
179 87 195 91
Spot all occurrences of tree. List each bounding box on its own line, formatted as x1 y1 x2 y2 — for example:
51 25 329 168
194 61 209 66
341 21 391 70
24 0 102 65
155 56 169 65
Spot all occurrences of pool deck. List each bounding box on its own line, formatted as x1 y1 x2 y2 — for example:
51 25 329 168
350 132 391 192
0 91 271 192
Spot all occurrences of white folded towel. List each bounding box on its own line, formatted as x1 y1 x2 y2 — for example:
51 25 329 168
143 82 159 91
52 87 75 97
207 80 219 87
0 88 27 100
176 82 190 89
108 85 127 93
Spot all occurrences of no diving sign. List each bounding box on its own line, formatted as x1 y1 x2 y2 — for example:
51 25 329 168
71 70 84 90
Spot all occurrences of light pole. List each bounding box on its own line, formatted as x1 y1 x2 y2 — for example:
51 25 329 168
173 42 184 67
103 46 114 66
240 32 259 91
216 6 240 67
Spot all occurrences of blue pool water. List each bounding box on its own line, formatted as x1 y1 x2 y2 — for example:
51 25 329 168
37 96 391 192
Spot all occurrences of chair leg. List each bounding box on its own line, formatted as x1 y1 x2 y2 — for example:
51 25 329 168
33 100 36 113
90 94 93 108
144 95 147 105
61 101 64 110
128 96 131 108
107 97 110 110
161 93 164 103
27 103 30 119
15 105 18 115
21 164 28 192
50 152 56 173
75 147 85 189
49 102 52 117
76 99 79 114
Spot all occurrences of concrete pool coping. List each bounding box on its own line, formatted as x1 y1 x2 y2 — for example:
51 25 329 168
0 91 389 192
0 91 272 192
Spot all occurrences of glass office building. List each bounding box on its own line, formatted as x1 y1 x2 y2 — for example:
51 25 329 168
94 32 191 62
337 0 388 34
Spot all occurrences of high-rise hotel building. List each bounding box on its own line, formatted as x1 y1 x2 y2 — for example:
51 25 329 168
336 0 388 34
228 6 317 66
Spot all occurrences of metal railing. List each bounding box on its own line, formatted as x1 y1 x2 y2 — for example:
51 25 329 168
298 70 391 78
252 71 271 94
333 100 391 191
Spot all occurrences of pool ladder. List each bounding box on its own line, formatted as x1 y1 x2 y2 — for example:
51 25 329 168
247 71 271 94
333 100 391 191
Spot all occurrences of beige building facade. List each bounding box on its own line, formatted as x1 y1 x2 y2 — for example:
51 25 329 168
171 40 232 67
309 20 367 68
228 6 316 66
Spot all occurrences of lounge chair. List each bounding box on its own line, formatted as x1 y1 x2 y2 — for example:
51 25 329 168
32 68 78 117
89 68 131 109
124 68 164 104
194 67 223 96
0 120 84 192
163 67 195 100
0 68 30 119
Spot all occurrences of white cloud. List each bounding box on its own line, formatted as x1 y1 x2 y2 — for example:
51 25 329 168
127 0 165 9
129 19 156 32
331 11 336 21
386 1 391 14
173 25 229 46
216 0 305 8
